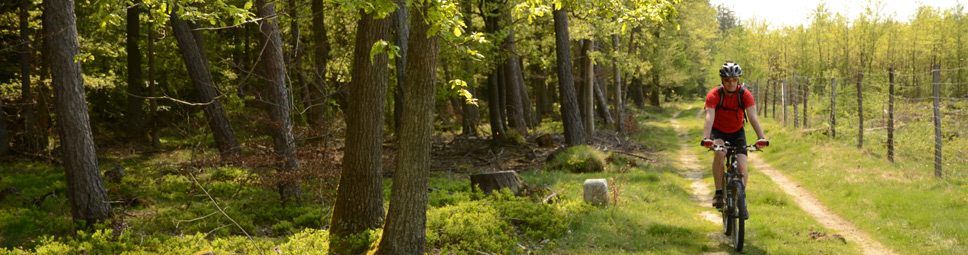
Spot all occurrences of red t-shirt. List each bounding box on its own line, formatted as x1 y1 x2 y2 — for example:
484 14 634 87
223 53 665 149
705 85 755 133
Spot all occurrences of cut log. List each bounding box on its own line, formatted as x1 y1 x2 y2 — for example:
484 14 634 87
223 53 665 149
471 171 524 195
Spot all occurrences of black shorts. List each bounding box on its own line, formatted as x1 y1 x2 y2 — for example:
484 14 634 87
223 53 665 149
711 127 748 155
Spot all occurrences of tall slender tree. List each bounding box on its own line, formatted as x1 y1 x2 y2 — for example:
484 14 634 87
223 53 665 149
328 7 392 254
170 6 241 159
126 0 146 141
581 39 595 135
375 1 439 252
459 0 480 136
21 0 42 153
309 0 331 128
503 30 528 135
553 7 586 146
256 0 302 205
45 0 112 224
483 0 507 145
391 0 409 136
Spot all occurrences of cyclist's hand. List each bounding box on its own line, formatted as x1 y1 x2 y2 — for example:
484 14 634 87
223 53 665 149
755 139 770 149
701 139 714 149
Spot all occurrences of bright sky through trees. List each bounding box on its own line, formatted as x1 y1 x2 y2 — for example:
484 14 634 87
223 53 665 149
710 0 964 28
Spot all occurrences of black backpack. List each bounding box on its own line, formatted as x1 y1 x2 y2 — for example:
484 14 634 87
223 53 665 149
716 85 748 125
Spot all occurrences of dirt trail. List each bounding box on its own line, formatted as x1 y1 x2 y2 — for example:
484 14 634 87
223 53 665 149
671 106 895 255
670 108 728 255
670 109 720 224
747 154 897 255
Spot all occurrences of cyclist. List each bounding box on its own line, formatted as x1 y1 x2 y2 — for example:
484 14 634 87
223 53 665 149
701 61 768 209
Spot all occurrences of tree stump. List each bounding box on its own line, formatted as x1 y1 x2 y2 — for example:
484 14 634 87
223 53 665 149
536 133 555 148
104 165 125 184
583 179 608 205
471 171 524 195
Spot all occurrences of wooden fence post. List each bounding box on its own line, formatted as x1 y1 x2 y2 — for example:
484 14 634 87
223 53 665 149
888 67 895 163
804 77 809 128
755 79 760 115
782 79 788 126
933 65 943 177
857 71 864 149
794 74 799 128
773 79 777 119
830 78 836 139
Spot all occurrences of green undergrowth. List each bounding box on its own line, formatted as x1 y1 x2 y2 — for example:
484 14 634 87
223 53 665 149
757 114 968 255
546 145 608 173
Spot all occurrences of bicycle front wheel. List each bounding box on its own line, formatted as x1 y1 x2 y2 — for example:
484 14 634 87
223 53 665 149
734 187 747 251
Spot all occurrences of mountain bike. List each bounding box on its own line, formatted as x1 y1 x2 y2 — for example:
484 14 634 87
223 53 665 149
701 140 768 252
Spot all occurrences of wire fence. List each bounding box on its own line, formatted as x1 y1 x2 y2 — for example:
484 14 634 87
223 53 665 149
744 65 968 182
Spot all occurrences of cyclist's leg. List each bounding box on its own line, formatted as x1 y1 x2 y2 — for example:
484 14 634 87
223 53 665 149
737 154 748 186
713 139 726 190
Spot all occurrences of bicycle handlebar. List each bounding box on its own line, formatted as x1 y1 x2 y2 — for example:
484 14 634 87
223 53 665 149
710 144 762 152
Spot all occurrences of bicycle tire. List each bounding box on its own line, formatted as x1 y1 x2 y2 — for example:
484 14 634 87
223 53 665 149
735 195 746 251
723 191 733 236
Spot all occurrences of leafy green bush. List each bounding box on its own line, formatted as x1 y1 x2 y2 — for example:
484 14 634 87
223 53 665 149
426 200 517 254
277 228 329 254
546 146 607 173
489 190 590 240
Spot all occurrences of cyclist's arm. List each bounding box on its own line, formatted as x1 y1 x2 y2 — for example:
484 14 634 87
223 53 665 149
746 105 766 140
703 107 716 139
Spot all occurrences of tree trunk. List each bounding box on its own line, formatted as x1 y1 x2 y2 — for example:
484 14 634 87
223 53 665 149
581 39 594 136
631 77 644 108
594 63 613 125
487 73 507 145
612 31 623 133
497 64 508 131
1 99 7 157
518 58 537 130
534 69 546 121
309 0 330 129
37 17 51 149
126 0 146 142
256 0 301 206
553 8 586 146
503 31 528 135
374 5 438 253
459 0 479 136
170 7 241 159
484 3 506 145
287 0 308 127
148 20 160 148
22 0 43 154
45 0 112 224
391 0 408 137
329 9 390 255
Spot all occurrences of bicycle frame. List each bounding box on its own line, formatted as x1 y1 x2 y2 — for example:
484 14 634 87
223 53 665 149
710 141 760 252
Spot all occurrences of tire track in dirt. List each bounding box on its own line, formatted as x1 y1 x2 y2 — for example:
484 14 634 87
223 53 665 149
670 108 729 255
747 154 897 255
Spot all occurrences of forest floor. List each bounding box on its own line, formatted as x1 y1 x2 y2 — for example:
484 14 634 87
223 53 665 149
3 102 964 254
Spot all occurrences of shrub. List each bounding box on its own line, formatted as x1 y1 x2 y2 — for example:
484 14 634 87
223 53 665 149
426 200 516 254
546 146 607 173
